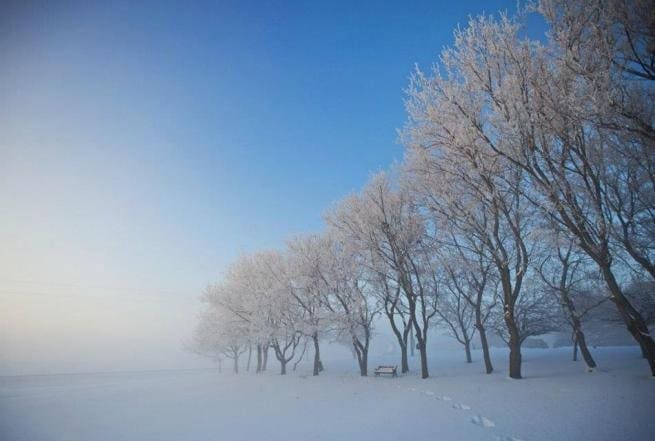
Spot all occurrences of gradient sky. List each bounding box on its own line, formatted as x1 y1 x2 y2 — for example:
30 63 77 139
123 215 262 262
0 0 519 375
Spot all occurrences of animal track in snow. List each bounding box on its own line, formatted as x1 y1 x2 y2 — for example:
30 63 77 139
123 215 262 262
452 403 471 410
441 395 452 401
471 415 495 428
424 390 435 396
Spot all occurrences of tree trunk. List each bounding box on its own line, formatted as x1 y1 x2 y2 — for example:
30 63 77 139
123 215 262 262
600 265 655 376
246 345 252 372
280 360 287 375
256 344 262 373
412 319 429 378
233 356 239 374
558 285 596 369
567 320 596 369
575 330 596 369
312 332 322 376
505 307 522 379
358 349 368 376
262 345 269 371
400 344 409 373
353 340 368 376
476 322 493 374
418 341 429 379
385 310 410 373
464 340 472 363
293 339 308 371
508 337 521 379
409 330 415 357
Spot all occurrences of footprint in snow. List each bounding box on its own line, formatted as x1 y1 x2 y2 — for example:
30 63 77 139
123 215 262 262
441 396 452 401
452 403 471 410
471 415 495 428
424 391 435 396
494 436 525 441
409 387 417 392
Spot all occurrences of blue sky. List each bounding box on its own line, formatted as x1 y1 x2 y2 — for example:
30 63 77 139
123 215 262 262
0 0 520 374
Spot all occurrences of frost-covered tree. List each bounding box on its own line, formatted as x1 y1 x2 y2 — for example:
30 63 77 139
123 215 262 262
402 2 655 376
190 308 249 374
369 264 412 373
326 173 413 373
456 243 495 373
327 173 438 378
252 251 304 376
532 0 655 372
205 255 268 373
286 235 331 375
403 91 537 379
436 281 476 363
490 285 561 349
317 232 379 376
539 0 655 282
538 234 607 370
436 244 497 368
201 252 305 376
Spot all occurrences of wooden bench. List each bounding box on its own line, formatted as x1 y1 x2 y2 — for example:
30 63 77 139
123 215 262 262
374 365 398 377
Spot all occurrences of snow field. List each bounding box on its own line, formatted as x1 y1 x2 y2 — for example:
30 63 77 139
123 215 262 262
1 347 653 441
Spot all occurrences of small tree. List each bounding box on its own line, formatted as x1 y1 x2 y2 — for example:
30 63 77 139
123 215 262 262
190 309 248 374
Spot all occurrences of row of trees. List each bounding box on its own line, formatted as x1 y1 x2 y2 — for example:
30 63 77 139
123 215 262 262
191 0 655 379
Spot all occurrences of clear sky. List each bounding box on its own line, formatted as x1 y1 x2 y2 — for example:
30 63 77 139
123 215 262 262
0 0 519 375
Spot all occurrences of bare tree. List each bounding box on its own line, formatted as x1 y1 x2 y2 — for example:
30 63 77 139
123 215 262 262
327 174 438 378
538 234 607 370
437 281 476 363
286 235 331 376
403 4 655 375
403 108 536 379
258 251 305 376
316 233 378 376
189 310 248 374
437 242 497 370
370 267 412 373
490 286 561 350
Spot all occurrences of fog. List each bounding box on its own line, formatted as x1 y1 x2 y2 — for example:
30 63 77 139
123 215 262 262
2 1 654 440
0 148 222 375
0 284 208 375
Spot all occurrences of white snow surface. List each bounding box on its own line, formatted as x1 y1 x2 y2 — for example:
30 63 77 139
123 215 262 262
1 346 653 441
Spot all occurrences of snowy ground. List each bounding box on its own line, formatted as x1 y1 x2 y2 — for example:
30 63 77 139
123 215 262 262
1 346 653 441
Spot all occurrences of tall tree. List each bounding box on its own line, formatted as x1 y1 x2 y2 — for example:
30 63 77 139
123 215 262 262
538 235 606 370
287 235 331 376
436 242 497 370
403 102 536 379
317 233 378 376
403 4 655 375
327 174 438 378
